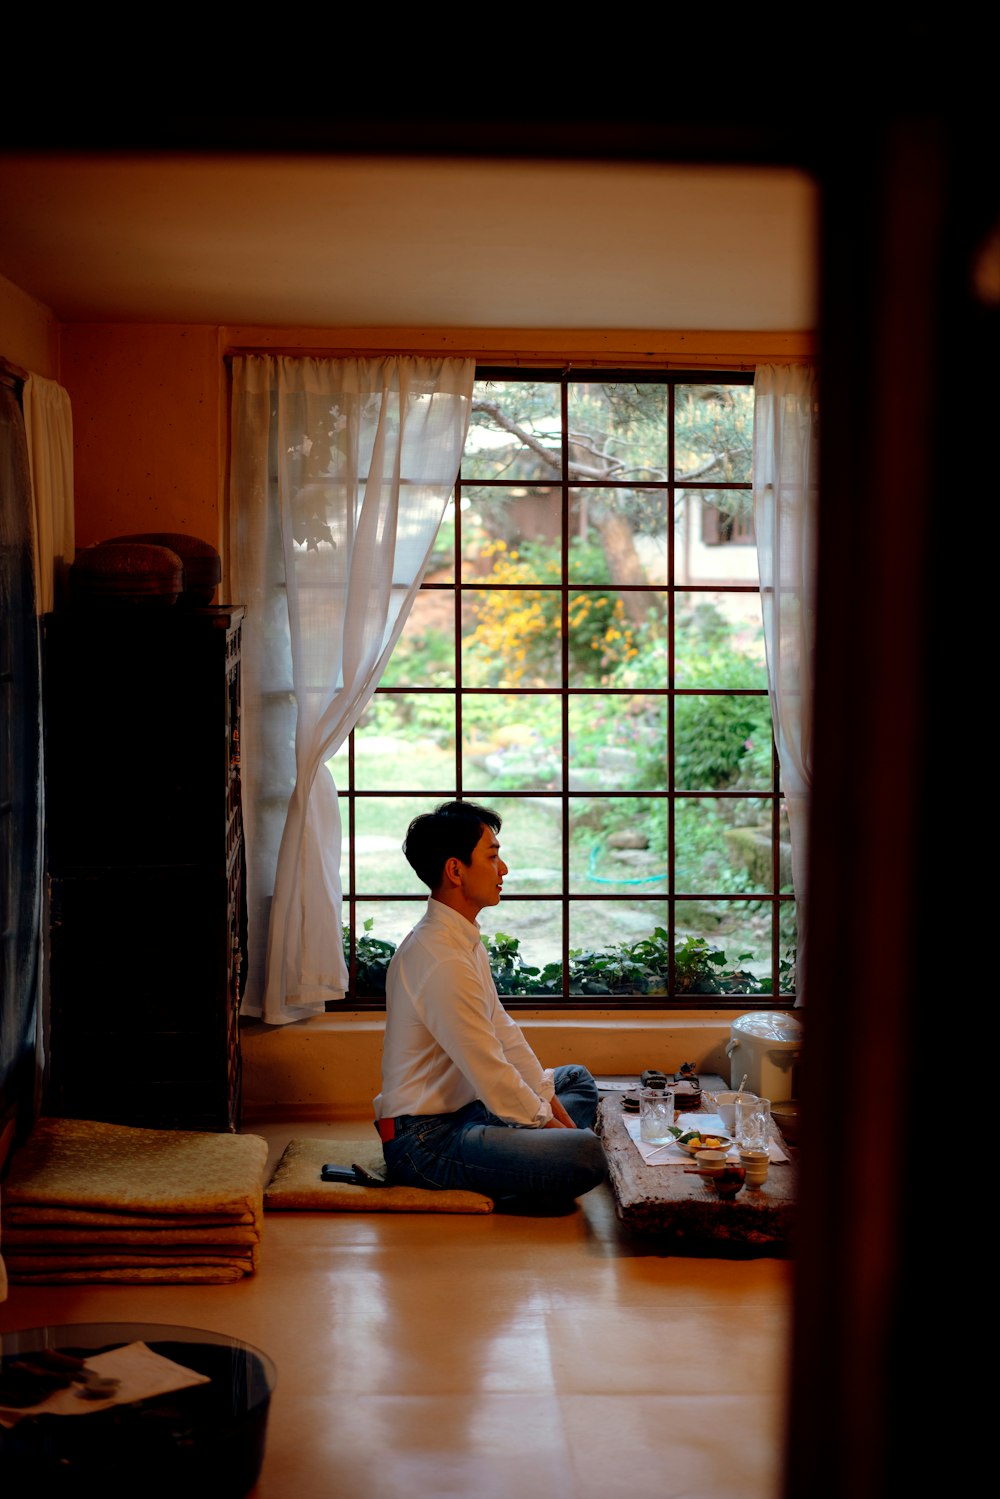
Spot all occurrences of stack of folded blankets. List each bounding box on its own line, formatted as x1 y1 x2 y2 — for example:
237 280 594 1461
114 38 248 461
0 1116 268 1285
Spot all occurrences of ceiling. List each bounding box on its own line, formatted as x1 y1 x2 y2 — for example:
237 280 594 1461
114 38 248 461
0 151 817 331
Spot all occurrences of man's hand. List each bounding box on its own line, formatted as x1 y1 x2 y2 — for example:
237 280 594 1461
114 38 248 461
543 1095 577 1129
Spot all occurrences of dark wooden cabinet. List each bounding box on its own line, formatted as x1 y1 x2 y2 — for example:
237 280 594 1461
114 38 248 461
41 605 247 1131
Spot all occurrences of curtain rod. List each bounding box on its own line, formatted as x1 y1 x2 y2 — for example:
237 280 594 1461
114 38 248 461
222 348 781 371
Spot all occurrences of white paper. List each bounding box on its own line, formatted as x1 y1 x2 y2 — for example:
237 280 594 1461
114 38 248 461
679 1111 727 1135
0 1341 211 1426
623 1111 789 1166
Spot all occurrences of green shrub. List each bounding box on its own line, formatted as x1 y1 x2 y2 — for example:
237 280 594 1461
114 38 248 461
344 918 397 997
345 921 775 1000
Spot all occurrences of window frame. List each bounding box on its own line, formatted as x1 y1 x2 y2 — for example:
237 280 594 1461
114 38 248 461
337 366 795 1012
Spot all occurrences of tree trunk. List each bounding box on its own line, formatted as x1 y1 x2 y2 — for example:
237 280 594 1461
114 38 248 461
593 509 656 626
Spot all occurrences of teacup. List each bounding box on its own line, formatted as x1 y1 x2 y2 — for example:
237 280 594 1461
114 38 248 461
738 1148 770 1189
703 1089 755 1132
695 1149 728 1175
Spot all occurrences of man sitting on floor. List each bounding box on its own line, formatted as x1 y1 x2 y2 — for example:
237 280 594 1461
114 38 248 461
374 800 607 1206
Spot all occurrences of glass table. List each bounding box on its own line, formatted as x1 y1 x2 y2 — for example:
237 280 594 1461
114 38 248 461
0 1322 275 1497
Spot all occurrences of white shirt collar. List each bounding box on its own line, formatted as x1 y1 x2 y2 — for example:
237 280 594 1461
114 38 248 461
423 897 483 952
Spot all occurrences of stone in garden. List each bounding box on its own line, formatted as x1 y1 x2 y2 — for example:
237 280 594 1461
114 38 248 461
607 830 649 850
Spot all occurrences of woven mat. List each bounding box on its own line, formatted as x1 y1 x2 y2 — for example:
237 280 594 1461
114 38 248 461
1 1116 267 1284
264 1138 493 1214
1 1117 267 1220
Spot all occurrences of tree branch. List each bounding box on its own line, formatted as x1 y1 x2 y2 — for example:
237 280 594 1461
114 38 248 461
471 400 737 485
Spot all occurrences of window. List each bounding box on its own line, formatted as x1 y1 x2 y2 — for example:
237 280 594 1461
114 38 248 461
701 499 756 546
334 370 796 1008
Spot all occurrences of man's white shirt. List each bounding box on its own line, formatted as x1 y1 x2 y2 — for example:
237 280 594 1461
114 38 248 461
375 899 555 1127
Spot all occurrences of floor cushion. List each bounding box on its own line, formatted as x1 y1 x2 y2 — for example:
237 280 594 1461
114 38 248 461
263 1137 493 1214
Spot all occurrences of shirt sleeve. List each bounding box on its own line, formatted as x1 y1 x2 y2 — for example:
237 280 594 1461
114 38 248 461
410 950 553 1126
493 1004 555 1100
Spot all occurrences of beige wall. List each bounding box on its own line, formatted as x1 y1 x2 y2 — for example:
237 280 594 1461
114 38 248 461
0 272 61 378
60 324 228 549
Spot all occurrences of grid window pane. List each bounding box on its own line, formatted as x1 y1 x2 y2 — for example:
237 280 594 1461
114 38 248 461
674 898 774 994
674 796 774 893
568 381 669 475
378 590 456 687
461 487 562 580
463 380 562 481
569 797 668 894
350 900 412 996
568 695 669 794
684 491 759 583
674 384 754 483
674 696 773 792
462 590 563 688
348 695 456 792
675 591 767 687
779 899 798 995
568 901 670 995
569 487 671 586
462 698 562 794
566 590 651 686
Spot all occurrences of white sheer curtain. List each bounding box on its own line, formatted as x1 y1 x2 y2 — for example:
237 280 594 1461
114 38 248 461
752 364 819 1004
23 373 75 614
229 354 474 1025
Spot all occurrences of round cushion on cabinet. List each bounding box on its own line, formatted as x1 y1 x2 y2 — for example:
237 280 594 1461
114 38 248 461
69 542 184 606
103 532 221 605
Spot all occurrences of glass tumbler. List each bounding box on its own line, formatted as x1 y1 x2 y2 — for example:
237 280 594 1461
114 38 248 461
639 1086 677 1144
735 1095 771 1152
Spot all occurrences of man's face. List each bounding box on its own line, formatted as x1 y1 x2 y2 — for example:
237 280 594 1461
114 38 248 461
457 825 508 915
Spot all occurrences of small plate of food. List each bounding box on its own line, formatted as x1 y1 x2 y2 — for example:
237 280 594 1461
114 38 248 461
674 1128 734 1156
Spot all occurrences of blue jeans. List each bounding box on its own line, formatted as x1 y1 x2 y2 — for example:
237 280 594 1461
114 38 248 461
380 1064 607 1204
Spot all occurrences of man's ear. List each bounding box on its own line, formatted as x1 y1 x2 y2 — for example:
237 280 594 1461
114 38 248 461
442 855 464 889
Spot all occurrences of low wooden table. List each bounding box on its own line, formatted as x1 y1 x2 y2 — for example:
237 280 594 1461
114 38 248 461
596 1078 797 1254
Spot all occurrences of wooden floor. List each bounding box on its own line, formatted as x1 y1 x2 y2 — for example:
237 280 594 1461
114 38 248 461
1 1118 795 1499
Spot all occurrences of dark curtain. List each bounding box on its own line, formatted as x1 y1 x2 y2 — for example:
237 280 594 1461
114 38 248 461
0 378 42 1136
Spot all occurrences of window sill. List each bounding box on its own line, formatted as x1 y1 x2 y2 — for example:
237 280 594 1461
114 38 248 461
239 1008 784 1122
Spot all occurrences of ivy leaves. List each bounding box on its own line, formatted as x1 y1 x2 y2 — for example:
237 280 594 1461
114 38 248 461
345 920 786 999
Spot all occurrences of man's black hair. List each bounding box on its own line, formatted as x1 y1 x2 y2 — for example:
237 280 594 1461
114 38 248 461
402 800 502 890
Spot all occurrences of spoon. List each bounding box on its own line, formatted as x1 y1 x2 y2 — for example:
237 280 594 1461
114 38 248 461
643 1138 681 1159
